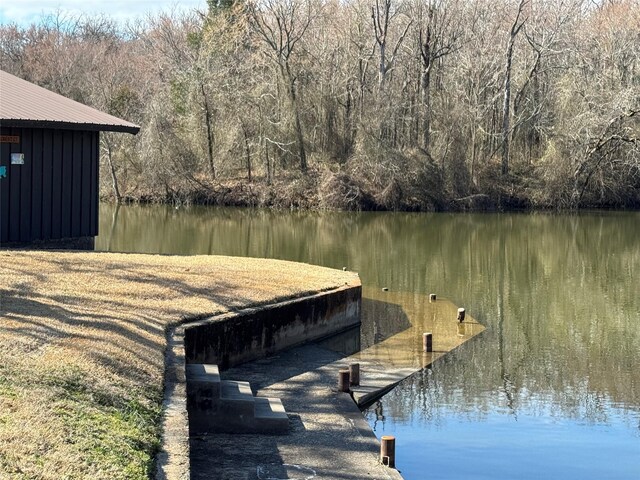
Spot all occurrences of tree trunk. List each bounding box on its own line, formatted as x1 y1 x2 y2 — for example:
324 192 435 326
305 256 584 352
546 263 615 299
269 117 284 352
282 64 307 172
104 136 122 204
343 82 354 158
358 59 367 121
419 15 433 153
293 105 307 172
264 138 271 185
501 0 527 176
241 121 252 182
379 43 386 88
471 126 477 186
201 83 216 180
501 40 514 176
421 66 432 153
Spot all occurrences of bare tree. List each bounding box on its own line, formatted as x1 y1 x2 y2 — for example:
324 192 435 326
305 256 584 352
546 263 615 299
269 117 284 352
5 0 639 209
371 0 412 90
414 0 461 154
572 110 639 206
501 0 528 175
248 0 319 172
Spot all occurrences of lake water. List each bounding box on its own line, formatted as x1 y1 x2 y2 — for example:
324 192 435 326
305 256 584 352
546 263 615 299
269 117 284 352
97 205 640 479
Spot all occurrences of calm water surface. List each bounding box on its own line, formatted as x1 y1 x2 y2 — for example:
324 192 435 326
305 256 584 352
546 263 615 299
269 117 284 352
97 205 640 479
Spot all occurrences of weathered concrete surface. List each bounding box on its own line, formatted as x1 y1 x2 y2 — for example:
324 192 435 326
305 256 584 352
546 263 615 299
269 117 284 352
347 289 485 406
186 363 290 435
159 280 362 480
184 281 362 369
191 344 404 480
190 290 485 480
156 326 190 480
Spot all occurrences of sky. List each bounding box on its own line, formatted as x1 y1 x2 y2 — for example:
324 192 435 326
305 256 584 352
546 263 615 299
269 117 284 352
0 1 208 27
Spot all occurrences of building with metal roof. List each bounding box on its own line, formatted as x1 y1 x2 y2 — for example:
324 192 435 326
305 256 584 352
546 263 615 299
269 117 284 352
0 69 140 248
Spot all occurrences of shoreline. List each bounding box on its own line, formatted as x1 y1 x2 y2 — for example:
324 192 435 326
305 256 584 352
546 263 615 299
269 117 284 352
98 172 640 213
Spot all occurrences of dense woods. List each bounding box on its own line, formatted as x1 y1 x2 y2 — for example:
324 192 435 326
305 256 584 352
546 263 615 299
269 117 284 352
2 0 639 210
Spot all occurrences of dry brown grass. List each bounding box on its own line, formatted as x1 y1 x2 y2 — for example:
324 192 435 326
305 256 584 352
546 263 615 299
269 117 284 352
0 251 354 480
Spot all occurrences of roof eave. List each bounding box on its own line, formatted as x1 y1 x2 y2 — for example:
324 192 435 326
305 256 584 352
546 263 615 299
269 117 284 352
0 119 140 135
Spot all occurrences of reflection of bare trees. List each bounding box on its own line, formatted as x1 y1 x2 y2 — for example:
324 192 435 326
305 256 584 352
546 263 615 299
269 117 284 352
99 205 640 422
359 297 412 349
376 213 640 423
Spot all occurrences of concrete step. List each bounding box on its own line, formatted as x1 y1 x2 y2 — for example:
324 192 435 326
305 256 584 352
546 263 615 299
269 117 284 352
219 380 255 416
184 364 289 435
253 397 289 434
186 363 220 382
185 364 221 412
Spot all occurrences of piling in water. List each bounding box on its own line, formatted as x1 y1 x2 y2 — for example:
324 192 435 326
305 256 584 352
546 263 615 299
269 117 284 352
423 332 433 352
349 363 360 386
338 369 350 392
457 308 466 322
380 436 396 468
429 293 437 302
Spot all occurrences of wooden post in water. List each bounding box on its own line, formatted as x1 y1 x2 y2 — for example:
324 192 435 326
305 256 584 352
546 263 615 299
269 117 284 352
338 369 350 392
349 363 360 386
429 293 437 302
457 308 466 322
423 332 433 352
380 436 396 468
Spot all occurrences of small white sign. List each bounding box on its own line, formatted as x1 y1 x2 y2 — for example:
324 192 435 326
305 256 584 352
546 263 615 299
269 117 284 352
11 153 24 165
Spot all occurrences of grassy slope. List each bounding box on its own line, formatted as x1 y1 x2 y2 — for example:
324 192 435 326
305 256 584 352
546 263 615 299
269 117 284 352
0 251 354 479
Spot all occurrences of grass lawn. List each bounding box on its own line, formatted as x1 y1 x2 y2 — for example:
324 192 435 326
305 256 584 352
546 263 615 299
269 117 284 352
0 251 353 479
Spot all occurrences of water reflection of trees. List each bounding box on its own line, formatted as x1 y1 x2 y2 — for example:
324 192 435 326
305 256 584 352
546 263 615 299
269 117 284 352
98 206 640 421
372 213 640 423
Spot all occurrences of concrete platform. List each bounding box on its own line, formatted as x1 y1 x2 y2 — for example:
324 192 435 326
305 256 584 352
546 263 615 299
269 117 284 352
191 291 485 479
160 279 363 479
346 289 485 406
191 344 404 480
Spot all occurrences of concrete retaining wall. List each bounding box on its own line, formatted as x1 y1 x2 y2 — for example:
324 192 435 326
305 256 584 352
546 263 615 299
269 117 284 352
156 279 362 480
184 282 362 369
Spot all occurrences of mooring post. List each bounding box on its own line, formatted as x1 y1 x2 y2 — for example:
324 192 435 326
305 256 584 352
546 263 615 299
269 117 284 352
429 293 437 302
423 332 433 352
338 369 350 392
457 307 466 322
380 435 396 468
349 363 360 386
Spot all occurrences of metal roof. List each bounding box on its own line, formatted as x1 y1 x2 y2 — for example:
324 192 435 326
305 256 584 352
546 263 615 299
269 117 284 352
0 70 140 134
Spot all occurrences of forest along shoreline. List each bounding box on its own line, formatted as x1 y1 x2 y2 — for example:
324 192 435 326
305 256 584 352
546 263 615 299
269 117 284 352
99 169 509 212
97 168 639 212
4 0 638 212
